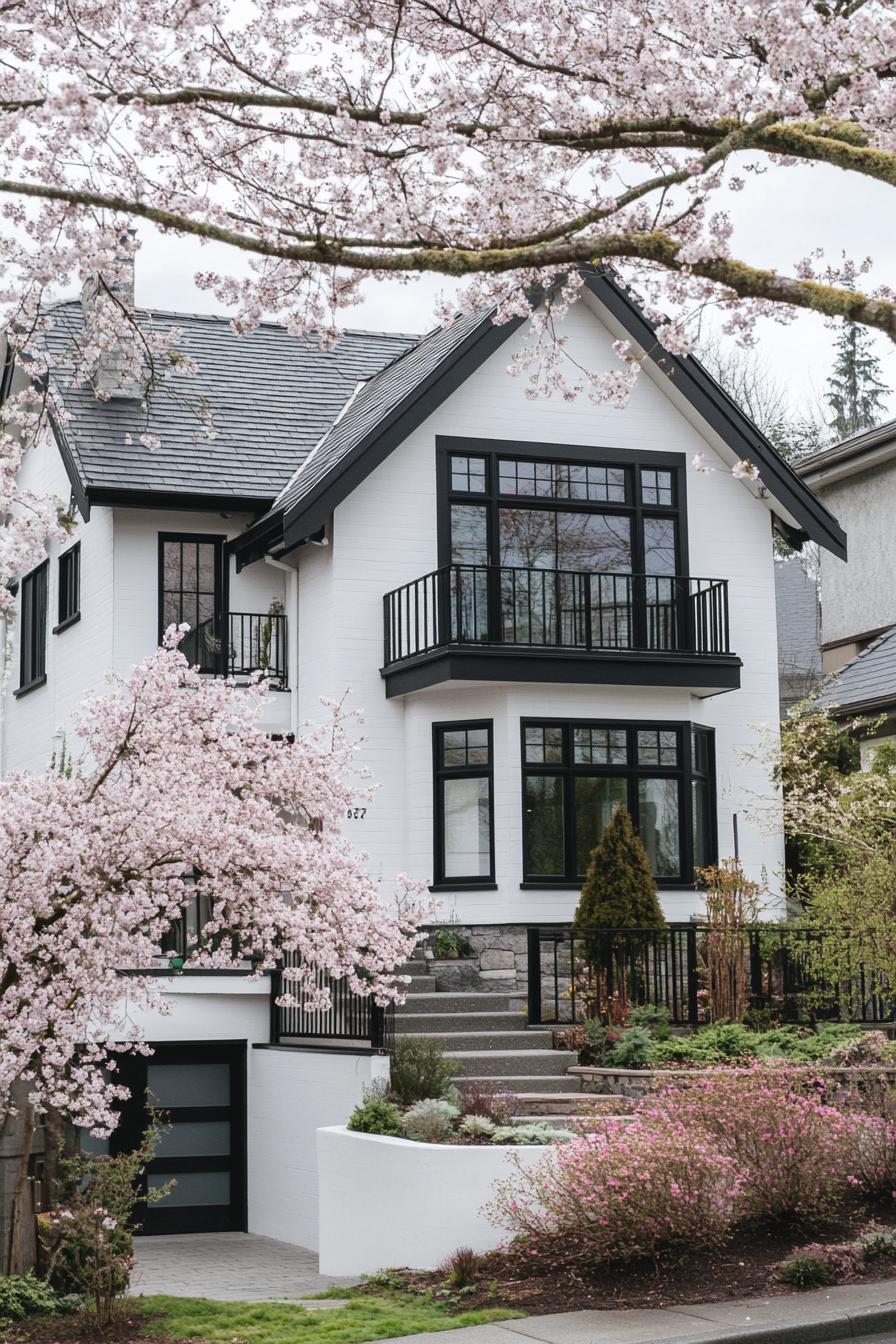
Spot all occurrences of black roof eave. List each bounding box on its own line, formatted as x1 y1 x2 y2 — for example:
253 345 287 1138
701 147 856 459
85 485 274 514
277 309 528 553
580 267 847 561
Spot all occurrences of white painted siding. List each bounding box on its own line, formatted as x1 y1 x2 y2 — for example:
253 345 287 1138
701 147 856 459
296 294 785 923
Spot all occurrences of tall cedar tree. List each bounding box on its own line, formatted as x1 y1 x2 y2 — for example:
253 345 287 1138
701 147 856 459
825 318 889 440
574 808 665 930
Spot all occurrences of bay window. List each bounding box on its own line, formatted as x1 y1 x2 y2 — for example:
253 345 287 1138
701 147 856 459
521 719 716 886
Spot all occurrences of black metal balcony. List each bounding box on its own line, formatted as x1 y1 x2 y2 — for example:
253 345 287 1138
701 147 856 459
182 611 288 687
382 565 740 697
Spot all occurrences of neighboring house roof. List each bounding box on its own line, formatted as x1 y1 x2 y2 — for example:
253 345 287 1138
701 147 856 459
774 555 821 711
816 626 896 715
40 302 418 511
235 265 848 567
797 418 896 490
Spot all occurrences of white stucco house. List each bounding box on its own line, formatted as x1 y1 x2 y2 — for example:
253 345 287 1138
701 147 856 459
0 261 846 1246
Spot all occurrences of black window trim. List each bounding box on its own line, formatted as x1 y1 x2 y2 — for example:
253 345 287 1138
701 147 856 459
431 718 496 890
158 531 228 670
435 436 689 579
53 541 81 634
14 558 49 698
519 716 717 890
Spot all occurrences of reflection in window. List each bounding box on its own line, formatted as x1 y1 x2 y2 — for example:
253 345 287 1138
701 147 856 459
522 720 709 883
159 536 222 672
434 722 493 884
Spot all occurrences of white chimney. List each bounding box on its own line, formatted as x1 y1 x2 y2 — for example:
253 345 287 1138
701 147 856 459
80 233 145 400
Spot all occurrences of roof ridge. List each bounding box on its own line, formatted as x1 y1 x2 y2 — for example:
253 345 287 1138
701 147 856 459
46 298 422 342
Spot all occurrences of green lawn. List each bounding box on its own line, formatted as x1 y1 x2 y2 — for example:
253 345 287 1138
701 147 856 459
139 1291 521 1344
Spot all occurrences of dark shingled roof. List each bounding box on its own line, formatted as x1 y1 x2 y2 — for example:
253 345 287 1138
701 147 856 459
42 302 418 504
816 626 896 713
272 305 491 520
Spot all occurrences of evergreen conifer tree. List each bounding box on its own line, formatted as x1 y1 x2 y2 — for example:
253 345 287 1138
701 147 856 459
825 316 889 440
574 807 665 930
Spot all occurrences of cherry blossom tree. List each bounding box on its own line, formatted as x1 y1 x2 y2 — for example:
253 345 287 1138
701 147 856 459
2 0 896 590
0 628 425 1136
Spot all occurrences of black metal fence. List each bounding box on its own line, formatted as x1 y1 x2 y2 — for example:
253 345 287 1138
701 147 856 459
526 924 896 1027
270 952 393 1048
383 564 730 666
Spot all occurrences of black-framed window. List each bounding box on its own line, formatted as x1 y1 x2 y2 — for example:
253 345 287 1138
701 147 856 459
433 721 494 886
16 560 48 694
439 440 684 579
521 719 716 886
54 543 80 633
158 534 226 672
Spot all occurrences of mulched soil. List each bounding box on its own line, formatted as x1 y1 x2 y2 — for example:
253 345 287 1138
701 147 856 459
378 1204 896 1317
5 1306 180 1344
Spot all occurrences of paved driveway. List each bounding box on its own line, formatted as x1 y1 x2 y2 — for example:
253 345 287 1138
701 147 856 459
131 1231 357 1301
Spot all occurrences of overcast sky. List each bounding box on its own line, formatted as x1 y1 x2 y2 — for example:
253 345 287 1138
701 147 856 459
128 156 896 426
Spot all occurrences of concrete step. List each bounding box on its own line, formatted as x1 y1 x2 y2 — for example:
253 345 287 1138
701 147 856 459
445 1049 578 1078
395 1011 527 1034
460 1073 582 1094
396 991 519 1013
512 1092 619 1115
397 960 430 977
403 974 439 993
511 1114 634 1129
396 1029 555 1052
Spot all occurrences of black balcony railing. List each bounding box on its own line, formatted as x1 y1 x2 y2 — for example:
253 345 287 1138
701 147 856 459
270 951 393 1049
183 611 288 686
383 565 730 667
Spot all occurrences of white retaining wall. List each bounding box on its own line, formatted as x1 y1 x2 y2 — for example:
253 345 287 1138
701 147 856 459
317 1125 555 1275
249 1053 391 1251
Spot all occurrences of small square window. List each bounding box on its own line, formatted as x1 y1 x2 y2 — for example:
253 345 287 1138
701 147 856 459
641 469 673 507
450 455 487 493
637 729 678 766
573 727 627 765
441 726 491 768
524 725 564 764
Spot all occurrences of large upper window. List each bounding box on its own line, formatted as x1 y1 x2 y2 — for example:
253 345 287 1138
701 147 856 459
521 720 716 886
439 441 683 649
433 721 494 886
16 560 48 695
158 534 225 672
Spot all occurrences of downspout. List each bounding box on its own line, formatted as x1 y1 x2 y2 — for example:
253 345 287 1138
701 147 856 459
264 556 299 734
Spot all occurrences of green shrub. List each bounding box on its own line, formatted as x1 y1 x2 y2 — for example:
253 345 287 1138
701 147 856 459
603 1025 654 1069
402 1098 460 1142
459 1115 496 1139
856 1227 896 1260
347 1098 404 1136
823 1030 896 1067
0 1273 78 1324
627 1004 671 1040
491 1123 573 1145
389 1035 460 1105
776 1253 833 1289
777 1242 861 1288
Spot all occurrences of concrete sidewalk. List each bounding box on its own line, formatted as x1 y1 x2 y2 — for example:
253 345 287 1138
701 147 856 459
375 1279 896 1344
131 1231 356 1300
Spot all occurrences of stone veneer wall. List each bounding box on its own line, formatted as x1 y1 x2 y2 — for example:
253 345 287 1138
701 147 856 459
424 924 531 994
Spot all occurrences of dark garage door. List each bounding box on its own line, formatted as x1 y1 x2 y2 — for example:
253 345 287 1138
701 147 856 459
114 1041 246 1235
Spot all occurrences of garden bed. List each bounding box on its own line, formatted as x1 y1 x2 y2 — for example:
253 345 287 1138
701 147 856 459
375 1205 896 1317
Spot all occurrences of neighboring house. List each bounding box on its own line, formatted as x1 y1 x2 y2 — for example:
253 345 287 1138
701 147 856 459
774 554 822 716
0 261 846 1245
797 422 896 759
797 421 896 675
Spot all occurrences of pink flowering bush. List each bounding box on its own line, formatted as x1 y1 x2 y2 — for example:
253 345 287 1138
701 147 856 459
488 1118 739 1269
642 1066 861 1222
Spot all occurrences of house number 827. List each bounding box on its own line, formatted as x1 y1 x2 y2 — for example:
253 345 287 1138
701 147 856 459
346 807 367 819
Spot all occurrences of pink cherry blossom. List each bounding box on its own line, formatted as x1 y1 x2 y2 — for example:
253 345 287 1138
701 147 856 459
0 628 430 1133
